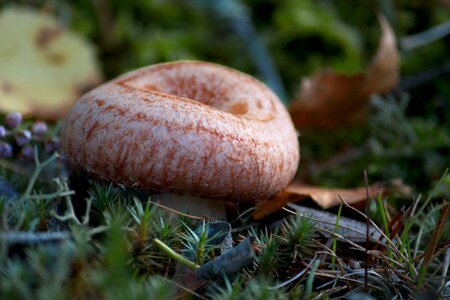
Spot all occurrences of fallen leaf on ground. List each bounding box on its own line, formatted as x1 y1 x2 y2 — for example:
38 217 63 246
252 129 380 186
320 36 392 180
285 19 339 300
253 179 410 220
289 14 399 130
0 7 102 120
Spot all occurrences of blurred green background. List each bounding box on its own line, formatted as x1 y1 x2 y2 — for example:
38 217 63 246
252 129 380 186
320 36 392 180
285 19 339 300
2 0 450 193
4 0 448 96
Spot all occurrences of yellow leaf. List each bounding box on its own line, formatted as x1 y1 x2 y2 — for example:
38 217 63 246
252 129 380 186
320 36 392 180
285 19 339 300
0 7 102 120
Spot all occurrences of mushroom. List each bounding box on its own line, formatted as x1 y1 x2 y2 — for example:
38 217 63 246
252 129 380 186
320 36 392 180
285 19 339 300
61 61 299 218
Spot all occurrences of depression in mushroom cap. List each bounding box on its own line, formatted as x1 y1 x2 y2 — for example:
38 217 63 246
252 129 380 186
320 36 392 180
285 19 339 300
61 61 300 202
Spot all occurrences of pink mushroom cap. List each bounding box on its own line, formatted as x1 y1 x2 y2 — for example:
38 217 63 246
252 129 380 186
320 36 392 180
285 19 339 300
61 61 300 202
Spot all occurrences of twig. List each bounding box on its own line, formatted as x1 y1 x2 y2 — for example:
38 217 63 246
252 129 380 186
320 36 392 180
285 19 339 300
412 241 448 264
401 21 450 50
331 203 343 271
410 194 422 219
230 206 256 225
147 200 206 221
267 260 310 290
315 285 348 299
313 271 382 290
315 242 345 276
400 61 450 90
159 276 207 300
418 202 450 288
364 170 370 293
198 0 287 102
367 249 409 271
339 197 411 264
0 230 71 244
318 228 367 253
338 269 392 295
439 248 450 292
29 190 75 200
400 170 448 262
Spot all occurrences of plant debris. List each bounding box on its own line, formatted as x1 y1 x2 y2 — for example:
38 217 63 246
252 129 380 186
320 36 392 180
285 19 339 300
289 14 399 130
0 2 449 299
253 179 411 220
0 7 102 120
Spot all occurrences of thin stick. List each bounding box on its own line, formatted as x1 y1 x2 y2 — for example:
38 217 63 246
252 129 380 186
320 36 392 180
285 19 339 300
199 0 287 101
364 170 370 292
148 200 205 221
440 248 450 292
0 231 71 244
332 203 343 271
339 196 411 263
418 202 450 288
29 190 75 200
159 276 207 300
267 264 309 290
401 21 450 50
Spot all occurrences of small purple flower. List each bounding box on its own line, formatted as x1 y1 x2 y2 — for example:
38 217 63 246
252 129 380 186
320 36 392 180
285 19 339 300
15 130 32 146
45 136 61 153
5 112 22 129
0 126 6 139
19 145 35 161
0 142 13 158
31 121 48 137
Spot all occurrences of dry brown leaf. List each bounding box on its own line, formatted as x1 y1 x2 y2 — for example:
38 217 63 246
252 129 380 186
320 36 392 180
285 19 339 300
289 14 399 130
253 184 380 220
0 7 102 120
253 180 410 220
286 184 383 208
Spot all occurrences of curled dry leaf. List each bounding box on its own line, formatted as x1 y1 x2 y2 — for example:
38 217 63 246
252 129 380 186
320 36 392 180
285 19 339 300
289 14 399 130
0 7 102 120
285 184 383 208
253 183 381 220
253 179 411 220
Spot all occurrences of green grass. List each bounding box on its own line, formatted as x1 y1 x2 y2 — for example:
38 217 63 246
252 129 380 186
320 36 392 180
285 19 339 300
0 147 449 299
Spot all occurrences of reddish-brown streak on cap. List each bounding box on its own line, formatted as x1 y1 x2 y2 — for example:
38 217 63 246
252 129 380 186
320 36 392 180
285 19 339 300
61 61 300 202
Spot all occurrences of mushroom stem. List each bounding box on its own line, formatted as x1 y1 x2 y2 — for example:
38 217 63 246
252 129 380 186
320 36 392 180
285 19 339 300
151 193 227 220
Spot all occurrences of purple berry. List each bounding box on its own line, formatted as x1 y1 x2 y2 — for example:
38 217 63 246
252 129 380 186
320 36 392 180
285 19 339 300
0 142 13 158
0 126 6 139
19 145 35 161
45 136 61 153
15 130 32 146
5 112 22 129
31 121 48 137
